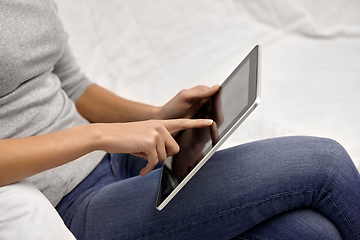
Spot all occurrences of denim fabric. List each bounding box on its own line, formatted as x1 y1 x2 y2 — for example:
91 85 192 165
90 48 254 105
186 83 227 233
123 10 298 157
56 136 360 239
235 207 342 240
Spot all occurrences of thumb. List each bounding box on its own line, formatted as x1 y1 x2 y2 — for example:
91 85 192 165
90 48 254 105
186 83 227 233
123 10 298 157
183 85 220 101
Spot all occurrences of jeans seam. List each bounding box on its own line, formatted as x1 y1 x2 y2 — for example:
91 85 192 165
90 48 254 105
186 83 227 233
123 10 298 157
237 231 269 240
321 189 360 239
141 189 316 240
317 147 360 239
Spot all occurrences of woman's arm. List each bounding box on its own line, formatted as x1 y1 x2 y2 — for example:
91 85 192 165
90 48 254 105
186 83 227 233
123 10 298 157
75 84 220 123
76 84 160 123
0 125 98 187
0 119 212 186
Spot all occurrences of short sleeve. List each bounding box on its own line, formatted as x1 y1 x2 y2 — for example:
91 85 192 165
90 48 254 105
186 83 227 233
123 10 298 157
52 44 93 102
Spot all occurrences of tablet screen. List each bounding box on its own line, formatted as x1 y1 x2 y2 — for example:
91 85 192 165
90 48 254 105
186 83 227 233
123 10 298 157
156 45 260 210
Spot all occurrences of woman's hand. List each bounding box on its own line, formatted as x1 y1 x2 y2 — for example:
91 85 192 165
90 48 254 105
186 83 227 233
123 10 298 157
95 119 213 176
156 85 220 120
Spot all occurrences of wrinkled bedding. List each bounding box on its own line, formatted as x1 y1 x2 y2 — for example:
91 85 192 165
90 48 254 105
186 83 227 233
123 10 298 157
55 0 360 168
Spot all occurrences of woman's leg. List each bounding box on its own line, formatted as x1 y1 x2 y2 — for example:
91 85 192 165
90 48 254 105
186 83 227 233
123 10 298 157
110 149 343 240
67 136 360 239
236 207 342 240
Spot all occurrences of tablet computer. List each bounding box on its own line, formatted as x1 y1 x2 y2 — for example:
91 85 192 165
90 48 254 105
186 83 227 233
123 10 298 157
156 45 261 210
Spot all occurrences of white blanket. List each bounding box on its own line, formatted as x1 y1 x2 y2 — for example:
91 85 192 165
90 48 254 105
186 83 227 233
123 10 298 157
0 181 75 240
55 0 360 168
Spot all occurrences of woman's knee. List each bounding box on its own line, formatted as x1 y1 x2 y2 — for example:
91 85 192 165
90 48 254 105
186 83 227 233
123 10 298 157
218 136 352 170
213 136 357 200
247 136 354 174
296 136 358 182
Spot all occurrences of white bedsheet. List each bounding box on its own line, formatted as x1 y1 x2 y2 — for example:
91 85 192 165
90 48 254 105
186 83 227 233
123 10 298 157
55 0 360 168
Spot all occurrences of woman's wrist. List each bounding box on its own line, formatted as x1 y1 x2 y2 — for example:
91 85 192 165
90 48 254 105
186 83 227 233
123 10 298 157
151 105 163 120
87 123 109 152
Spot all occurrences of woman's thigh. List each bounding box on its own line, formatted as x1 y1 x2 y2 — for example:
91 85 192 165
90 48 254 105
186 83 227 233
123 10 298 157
70 136 360 240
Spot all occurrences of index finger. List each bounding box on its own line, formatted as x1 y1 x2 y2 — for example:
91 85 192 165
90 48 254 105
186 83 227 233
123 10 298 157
162 119 213 134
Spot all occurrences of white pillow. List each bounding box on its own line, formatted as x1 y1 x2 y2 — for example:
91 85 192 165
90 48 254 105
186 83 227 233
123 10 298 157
0 180 76 240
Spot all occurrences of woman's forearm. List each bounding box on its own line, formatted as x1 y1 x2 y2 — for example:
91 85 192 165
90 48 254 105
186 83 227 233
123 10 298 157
76 84 161 123
0 118 212 186
0 124 100 187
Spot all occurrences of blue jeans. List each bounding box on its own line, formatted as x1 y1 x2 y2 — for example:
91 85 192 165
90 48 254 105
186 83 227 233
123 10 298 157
56 136 360 239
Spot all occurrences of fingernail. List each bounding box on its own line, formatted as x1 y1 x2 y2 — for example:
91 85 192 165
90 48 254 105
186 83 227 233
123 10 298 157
204 119 213 125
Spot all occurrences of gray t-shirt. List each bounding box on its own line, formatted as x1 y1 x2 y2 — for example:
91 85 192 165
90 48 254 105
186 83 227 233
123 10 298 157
0 0 105 206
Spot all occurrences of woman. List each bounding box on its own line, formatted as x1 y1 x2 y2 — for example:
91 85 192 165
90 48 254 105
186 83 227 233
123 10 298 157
1 0 359 239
